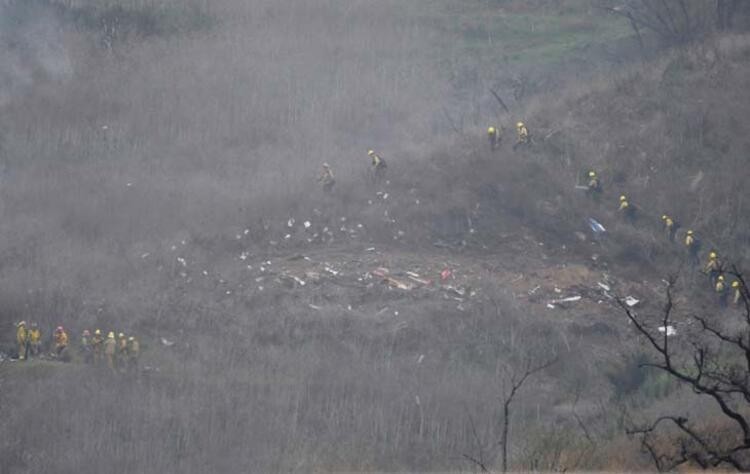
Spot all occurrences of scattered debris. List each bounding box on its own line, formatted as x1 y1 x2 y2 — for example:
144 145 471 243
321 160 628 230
597 282 611 291
549 295 582 305
160 338 175 347
384 277 413 291
587 218 606 234
624 296 640 307
657 325 677 336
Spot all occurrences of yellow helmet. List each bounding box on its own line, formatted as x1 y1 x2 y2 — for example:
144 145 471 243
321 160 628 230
687 230 693 235
709 251 717 259
322 162 330 168
107 332 115 339
368 150 375 156
732 281 740 288
17 321 26 327
588 171 596 177
516 121 524 128
95 329 101 335
488 126 495 134
619 195 627 202
718 275 725 281
661 215 667 220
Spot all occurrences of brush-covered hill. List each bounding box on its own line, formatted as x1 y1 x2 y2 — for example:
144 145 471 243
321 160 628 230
1 1 750 472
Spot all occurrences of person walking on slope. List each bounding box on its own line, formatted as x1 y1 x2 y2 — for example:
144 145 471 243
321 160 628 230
684 230 700 266
618 195 636 222
487 126 500 152
704 251 721 285
368 150 387 185
586 171 602 199
28 322 41 357
104 332 117 372
318 163 335 193
661 215 676 242
16 321 28 361
53 326 69 361
92 329 104 365
513 121 530 150
127 336 140 374
715 275 728 308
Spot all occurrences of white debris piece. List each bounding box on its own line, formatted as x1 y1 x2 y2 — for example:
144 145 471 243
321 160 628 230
324 267 339 276
141 253 150 259
417 354 424 364
658 325 677 336
549 295 582 304
597 282 611 291
177 257 187 267
284 234 291 240
287 218 295 227
161 338 175 347
244 229 250 235
547 303 556 309
202 270 209 276
309 304 321 310
304 221 311 228
383 193 389 200
625 296 640 307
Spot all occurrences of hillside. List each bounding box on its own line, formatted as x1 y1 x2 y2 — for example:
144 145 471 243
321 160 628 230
1 1 750 473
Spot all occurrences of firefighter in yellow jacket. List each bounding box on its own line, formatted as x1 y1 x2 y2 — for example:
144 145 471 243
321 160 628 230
28 323 41 357
92 329 104 365
487 126 500 152
368 150 387 184
53 326 69 360
715 275 728 307
704 251 721 285
104 332 117 372
318 163 335 193
16 321 28 361
661 215 676 242
513 121 530 150
685 230 700 266
127 336 140 374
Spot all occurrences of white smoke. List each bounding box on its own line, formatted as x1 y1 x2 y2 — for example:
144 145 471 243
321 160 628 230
0 1 73 106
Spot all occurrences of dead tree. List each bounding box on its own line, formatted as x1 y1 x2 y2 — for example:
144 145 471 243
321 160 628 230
617 271 750 470
463 355 556 473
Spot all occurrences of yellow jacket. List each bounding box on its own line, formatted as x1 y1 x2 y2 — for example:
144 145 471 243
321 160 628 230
16 326 27 345
54 332 68 349
28 329 41 344
104 338 116 356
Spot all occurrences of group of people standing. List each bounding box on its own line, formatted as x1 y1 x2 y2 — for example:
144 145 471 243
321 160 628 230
14 322 68 361
13 322 141 374
82 329 140 373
